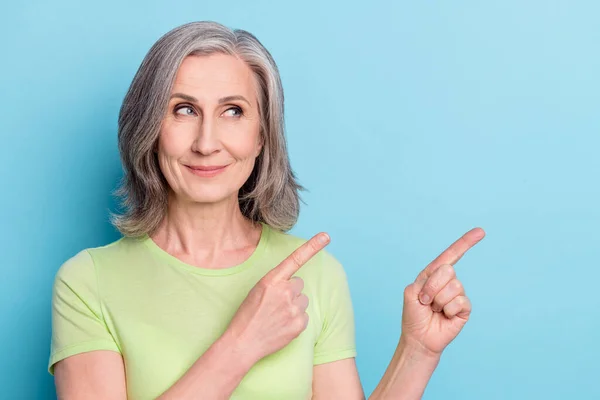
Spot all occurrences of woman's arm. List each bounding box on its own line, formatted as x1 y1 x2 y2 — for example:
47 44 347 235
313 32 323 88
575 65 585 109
313 358 365 399
368 336 440 400
54 330 255 400
54 351 126 400
311 339 438 400
157 330 256 399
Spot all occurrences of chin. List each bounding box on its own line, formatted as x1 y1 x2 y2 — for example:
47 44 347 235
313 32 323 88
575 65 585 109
185 188 238 205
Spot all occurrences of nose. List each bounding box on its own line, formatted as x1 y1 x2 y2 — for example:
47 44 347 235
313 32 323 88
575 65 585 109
191 117 221 156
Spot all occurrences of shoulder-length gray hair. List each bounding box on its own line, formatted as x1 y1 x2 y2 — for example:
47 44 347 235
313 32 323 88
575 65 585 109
110 21 304 237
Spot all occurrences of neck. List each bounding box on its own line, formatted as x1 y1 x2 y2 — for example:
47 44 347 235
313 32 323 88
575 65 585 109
150 191 260 260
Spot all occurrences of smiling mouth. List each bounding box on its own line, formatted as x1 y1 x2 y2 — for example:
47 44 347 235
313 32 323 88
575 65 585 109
185 164 229 177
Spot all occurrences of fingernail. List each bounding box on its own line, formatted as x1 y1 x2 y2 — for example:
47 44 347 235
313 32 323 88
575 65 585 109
318 234 329 245
419 293 430 304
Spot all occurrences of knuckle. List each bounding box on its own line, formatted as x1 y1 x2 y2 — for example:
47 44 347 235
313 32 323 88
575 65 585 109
300 294 309 309
461 296 471 307
404 283 416 299
290 251 303 268
293 314 308 332
283 286 294 298
256 278 271 290
450 245 460 260
451 279 463 292
289 305 300 318
444 264 456 277
308 239 319 253
449 297 464 312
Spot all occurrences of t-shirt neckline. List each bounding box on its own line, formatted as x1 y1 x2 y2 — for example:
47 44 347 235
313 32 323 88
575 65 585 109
141 222 270 276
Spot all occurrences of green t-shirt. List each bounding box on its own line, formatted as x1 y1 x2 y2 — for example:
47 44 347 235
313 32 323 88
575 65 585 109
49 223 356 399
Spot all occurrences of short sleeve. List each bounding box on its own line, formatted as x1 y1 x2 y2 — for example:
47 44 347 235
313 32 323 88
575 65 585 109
313 252 357 365
48 250 120 375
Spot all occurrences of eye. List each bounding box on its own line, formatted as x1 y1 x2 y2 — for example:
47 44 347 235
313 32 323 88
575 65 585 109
174 104 197 116
222 106 243 118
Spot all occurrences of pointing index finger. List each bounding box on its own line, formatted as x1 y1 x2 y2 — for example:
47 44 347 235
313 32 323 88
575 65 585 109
267 232 331 281
418 227 485 280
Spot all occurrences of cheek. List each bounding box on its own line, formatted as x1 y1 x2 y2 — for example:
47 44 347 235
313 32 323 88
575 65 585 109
158 122 197 158
156 127 193 185
225 122 262 160
229 140 260 160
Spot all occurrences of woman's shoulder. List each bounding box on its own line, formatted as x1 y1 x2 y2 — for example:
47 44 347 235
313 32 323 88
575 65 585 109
53 236 140 284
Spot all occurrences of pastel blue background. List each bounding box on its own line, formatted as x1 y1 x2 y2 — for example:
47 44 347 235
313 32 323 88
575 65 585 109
1 1 598 398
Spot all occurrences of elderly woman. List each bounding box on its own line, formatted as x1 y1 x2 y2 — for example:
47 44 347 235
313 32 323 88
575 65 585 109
49 21 484 399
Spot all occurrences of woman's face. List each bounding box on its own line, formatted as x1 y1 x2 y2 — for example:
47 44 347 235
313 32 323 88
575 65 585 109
158 53 262 206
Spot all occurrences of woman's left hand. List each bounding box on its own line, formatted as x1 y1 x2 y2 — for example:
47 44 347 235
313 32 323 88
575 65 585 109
400 228 486 357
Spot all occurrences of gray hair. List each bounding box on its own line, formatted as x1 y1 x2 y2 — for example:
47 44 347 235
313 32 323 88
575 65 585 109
110 21 304 237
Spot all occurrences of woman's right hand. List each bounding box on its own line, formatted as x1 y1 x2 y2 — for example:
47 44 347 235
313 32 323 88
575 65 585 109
225 232 331 363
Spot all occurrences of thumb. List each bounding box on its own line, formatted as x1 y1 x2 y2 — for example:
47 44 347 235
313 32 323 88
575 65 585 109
411 269 428 294
404 276 428 304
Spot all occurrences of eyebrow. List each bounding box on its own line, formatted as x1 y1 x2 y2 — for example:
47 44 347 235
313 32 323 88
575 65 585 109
170 93 251 107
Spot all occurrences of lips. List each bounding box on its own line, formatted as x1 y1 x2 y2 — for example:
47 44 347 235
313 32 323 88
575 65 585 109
185 164 229 177
187 165 228 171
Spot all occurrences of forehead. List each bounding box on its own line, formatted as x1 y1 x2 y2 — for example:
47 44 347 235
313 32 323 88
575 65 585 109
172 54 257 101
